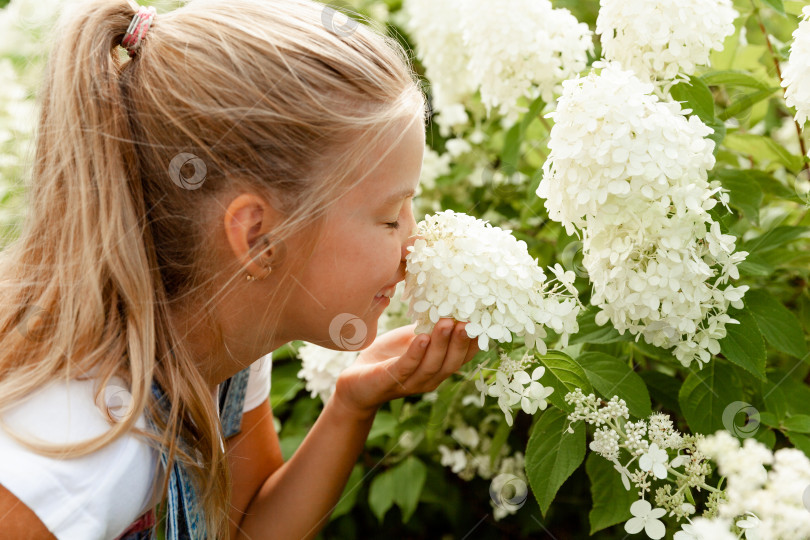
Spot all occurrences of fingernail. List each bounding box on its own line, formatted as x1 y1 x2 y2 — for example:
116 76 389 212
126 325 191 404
420 337 430 348
442 325 452 337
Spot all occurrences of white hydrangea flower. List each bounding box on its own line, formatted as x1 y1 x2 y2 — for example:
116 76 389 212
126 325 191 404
538 62 717 233
401 0 592 128
438 444 468 473
403 210 583 354
688 517 737 540
596 0 738 83
782 6 810 126
590 426 621 461
639 443 669 479
415 145 452 198
451 425 480 449
625 499 667 539
696 431 810 539
537 62 749 368
295 343 358 403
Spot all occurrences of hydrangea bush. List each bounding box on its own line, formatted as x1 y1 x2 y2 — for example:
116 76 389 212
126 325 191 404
3 0 810 538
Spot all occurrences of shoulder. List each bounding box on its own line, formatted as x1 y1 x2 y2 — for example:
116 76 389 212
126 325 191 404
0 376 159 539
242 352 273 413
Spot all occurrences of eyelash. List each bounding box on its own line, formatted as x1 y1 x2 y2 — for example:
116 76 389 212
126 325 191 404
385 221 400 229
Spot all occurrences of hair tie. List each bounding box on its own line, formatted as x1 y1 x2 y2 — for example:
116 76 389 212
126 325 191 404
122 5 157 58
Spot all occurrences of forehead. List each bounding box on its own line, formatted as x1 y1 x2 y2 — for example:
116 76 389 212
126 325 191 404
347 116 425 200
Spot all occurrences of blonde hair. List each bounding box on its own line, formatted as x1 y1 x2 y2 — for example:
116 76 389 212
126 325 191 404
0 0 426 536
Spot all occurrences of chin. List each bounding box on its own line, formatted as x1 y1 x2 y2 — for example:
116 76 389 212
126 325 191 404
327 311 377 352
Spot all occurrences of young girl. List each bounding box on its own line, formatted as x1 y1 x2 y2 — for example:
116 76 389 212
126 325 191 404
0 0 479 538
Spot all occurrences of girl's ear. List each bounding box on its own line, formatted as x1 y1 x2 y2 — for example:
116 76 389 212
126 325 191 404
223 193 285 279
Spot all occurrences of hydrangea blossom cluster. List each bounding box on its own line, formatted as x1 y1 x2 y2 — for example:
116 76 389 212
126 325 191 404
400 0 592 130
403 210 583 354
435 416 528 520
295 343 358 404
467 351 554 426
596 0 737 84
565 389 726 540
537 63 750 367
688 430 810 539
782 6 810 126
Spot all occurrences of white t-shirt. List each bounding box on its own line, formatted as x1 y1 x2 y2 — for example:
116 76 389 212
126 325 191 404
0 353 272 540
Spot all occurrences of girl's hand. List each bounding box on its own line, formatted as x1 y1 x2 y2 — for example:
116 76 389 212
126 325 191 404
331 319 479 420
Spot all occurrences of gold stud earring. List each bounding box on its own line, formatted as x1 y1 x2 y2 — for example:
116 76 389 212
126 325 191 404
245 265 272 281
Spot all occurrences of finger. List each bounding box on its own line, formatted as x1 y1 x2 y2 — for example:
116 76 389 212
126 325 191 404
462 333 480 364
407 318 455 385
385 333 430 389
437 321 474 376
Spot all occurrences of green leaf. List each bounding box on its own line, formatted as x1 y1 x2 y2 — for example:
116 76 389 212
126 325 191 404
785 1 808 15
745 289 809 359
586 453 635 534
368 456 427 523
368 411 398 441
757 411 780 428
787 432 810 458
670 76 715 122
712 169 764 224
767 370 810 416
744 168 805 203
762 379 789 420
753 426 777 449
537 350 592 411
719 306 767 381
737 256 775 277
718 87 779 121
489 418 512 467
269 361 305 407
759 0 786 15
741 225 810 255
525 408 586 516
705 117 727 147
368 468 395 523
724 133 804 171
579 352 652 418
569 306 633 345
701 70 773 90
639 371 682 415
678 361 745 435
783 414 810 433
331 465 364 520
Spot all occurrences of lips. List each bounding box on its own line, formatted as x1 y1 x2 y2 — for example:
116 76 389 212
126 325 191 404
374 287 396 300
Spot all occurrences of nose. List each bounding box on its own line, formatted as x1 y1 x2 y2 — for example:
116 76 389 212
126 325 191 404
401 210 419 262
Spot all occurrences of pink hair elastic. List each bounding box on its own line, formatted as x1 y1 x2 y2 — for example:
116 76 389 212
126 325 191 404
122 5 157 58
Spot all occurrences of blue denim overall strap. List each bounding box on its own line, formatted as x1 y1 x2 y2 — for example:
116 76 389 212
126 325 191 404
129 365 252 540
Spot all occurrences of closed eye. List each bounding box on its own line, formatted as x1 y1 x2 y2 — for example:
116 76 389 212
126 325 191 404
385 221 400 229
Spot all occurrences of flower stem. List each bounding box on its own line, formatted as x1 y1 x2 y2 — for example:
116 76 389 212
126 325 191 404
751 2 809 170
667 466 722 493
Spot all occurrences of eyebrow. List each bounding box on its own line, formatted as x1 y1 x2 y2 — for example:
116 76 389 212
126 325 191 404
381 188 416 206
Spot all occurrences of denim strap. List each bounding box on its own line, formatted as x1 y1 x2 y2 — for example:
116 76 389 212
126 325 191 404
133 365 251 540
